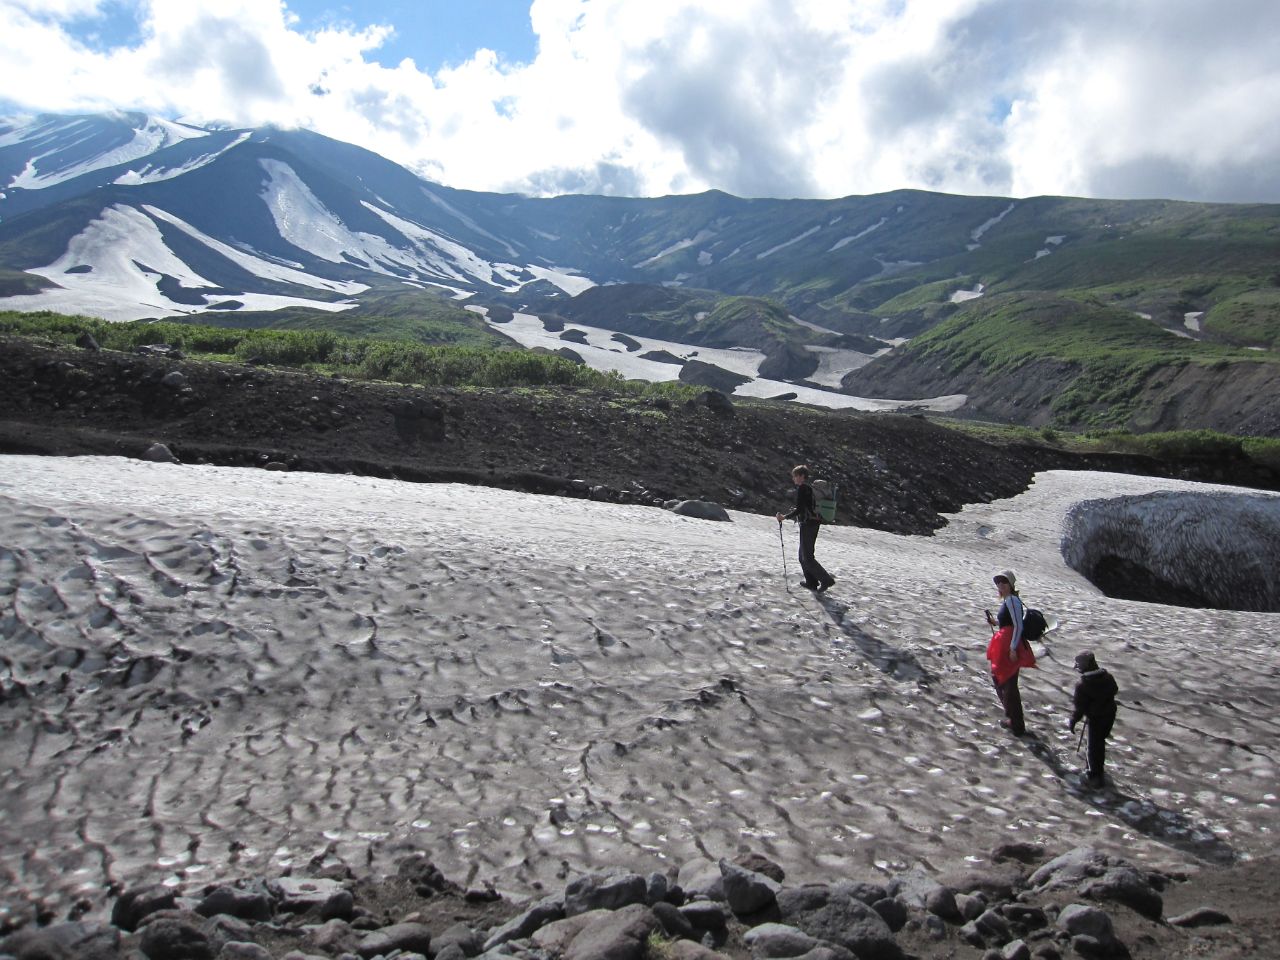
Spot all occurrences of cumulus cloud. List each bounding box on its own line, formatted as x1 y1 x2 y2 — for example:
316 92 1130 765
1 0 1277 202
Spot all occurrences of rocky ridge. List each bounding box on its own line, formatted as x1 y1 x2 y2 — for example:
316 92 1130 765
4 846 1276 960
2 336 1276 537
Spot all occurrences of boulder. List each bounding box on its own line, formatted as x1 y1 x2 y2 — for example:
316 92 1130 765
774 884 902 960
139 915 214 960
196 885 273 922
871 898 907 933
1080 866 1163 920
142 442 179 464
564 871 649 916
112 884 179 931
720 858 781 916
563 903 659 960
0 921 121 960
1055 903 1119 948
743 922 822 957
653 901 694 939
1028 847 1110 890
482 896 564 951
669 500 732 522
1168 907 1231 927
356 922 432 959
677 858 726 901
924 886 962 924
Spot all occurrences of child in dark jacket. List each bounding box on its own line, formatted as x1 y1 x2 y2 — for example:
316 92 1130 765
1070 651 1119 787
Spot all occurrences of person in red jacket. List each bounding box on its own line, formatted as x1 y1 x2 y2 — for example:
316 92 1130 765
984 570 1036 735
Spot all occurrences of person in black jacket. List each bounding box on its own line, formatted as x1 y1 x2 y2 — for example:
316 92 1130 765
775 464 835 592
1070 651 1119 787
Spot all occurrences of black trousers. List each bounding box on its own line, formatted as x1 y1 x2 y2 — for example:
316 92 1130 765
797 521 833 587
1086 711 1116 779
992 671 1025 735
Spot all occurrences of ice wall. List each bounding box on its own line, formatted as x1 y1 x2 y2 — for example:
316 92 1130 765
1062 491 1280 611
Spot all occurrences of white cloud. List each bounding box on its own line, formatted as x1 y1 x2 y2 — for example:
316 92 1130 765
1 0 1278 202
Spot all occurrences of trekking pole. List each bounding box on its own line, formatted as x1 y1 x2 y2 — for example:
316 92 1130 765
1075 719 1087 755
777 519 789 587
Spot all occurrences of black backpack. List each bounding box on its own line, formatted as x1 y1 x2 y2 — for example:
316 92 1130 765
1022 608 1048 642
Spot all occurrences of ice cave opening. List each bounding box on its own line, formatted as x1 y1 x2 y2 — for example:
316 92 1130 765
1062 490 1280 612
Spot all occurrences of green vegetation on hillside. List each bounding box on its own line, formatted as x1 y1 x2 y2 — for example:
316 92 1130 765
906 292 1278 427
0 310 700 399
1202 290 1280 348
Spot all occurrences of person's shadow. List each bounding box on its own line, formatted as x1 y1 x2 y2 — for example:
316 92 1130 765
1018 732 1237 864
816 594 937 686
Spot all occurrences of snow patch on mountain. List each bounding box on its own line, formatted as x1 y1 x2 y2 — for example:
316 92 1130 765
757 225 821 260
803 344 888 386
521 264 596 296
421 186 519 258
484 312 964 412
143 205 367 295
3 114 209 190
0 204 356 321
363 201 515 288
830 216 888 251
114 133 251 186
967 202 1016 250
636 229 718 267
950 282 985 303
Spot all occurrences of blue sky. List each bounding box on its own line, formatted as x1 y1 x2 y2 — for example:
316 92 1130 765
3 0 1279 203
59 0 539 72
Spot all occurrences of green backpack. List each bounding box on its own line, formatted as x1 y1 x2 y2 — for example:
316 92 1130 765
811 478 838 522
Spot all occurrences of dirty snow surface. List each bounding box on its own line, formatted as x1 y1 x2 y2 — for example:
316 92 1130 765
1 457 1276 920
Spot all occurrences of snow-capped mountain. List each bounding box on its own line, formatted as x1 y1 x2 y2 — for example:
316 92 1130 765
0 110 1113 325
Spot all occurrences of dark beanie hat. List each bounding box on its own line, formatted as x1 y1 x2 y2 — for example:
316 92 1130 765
1074 651 1098 672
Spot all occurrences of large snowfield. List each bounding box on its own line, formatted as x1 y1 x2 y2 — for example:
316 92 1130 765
1 455 1277 921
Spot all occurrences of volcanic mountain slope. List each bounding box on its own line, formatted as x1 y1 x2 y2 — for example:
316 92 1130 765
1 111 1278 430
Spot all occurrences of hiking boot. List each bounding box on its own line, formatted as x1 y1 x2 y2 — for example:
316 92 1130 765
801 582 819 590
816 578 835 593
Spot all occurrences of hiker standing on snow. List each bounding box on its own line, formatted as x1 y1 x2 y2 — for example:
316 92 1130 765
984 570 1036 735
775 464 836 593
1070 651 1119 788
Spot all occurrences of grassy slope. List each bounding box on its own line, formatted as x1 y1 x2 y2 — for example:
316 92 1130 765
903 292 1278 424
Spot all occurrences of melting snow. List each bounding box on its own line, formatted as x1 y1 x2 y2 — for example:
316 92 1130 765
830 217 888 251
757 226 821 260
0 204 356 322
636 229 718 268
113 132 251 186
4 115 208 190
950 282 986 303
485 313 964 412
1184 312 1203 332
967 202 1016 250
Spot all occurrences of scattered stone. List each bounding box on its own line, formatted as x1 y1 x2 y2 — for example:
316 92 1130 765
774 885 902 960
992 843 1047 865
219 942 273 960
743 921 822 957
355 921 432 959
645 872 672 905
0 921 122 960
532 910 605 954
1029 848 1110 891
956 892 988 922
677 859 726 902
142 441 179 464
1055 904 1119 950
1001 903 1047 929
196 885 273 922
870 898 907 933
1167 906 1231 927
668 940 726 960
735 854 786 884
112 884 179 931
563 903 659 960
564 871 648 917
832 881 888 908
138 914 214 960
1000 940 1032 960
669 500 732 521
162 371 189 390
1080 866 1163 920
482 896 564 951
924 885 962 924
719 859 780 916
679 901 728 933
75 332 101 352
652 901 694 939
